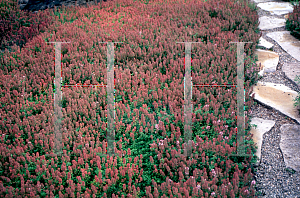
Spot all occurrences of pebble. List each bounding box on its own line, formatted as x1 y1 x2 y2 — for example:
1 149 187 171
249 0 300 197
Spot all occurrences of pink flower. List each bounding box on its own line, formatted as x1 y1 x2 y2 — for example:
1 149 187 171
224 136 228 140
155 124 159 130
211 169 217 177
251 180 256 185
185 167 189 175
219 132 223 135
206 126 210 130
158 140 164 146
211 192 215 196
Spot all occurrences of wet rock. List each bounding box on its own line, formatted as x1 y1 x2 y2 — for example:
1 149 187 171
19 0 106 12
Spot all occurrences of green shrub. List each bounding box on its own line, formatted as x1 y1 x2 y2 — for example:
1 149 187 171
293 75 300 114
0 0 52 51
286 1 300 39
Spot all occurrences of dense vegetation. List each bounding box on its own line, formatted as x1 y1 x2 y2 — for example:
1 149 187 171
0 0 261 197
286 1 300 39
0 0 53 51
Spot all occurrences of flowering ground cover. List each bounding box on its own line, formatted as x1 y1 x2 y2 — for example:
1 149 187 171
286 1 300 39
0 0 262 197
0 0 53 51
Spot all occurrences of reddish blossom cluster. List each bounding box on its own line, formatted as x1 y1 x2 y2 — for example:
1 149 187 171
286 2 300 39
0 0 53 50
0 0 260 197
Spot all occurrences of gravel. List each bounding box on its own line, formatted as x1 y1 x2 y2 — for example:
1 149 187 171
248 0 300 197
